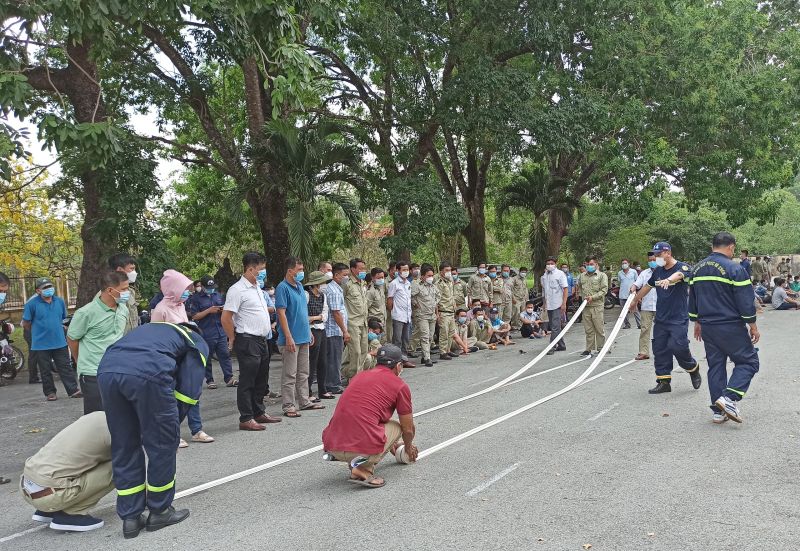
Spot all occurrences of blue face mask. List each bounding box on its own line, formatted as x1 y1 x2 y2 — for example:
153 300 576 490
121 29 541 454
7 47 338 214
358 271 367 280
0 292 5 305
501 272 510 279
295 271 305 283
458 316 467 324
374 279 385 286
41 287 55 298
180 290 191 302
368 331 379 341
489 272 497 279
648 261 658 269
256 269 267 281
205 287 216 294
586 266 596 273
478 268 487 275
116 290 131 304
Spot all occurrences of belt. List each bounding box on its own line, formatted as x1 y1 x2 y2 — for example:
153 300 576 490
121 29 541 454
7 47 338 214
235 332 268 340
22 486 54 500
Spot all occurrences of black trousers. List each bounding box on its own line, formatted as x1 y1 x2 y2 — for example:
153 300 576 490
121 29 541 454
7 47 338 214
80 374 103 414
308 328 327 395
24 328 39 382
234 334 270 422
37 347 78 397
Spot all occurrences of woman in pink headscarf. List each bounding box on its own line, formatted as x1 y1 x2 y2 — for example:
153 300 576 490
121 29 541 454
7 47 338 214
151 269 215 446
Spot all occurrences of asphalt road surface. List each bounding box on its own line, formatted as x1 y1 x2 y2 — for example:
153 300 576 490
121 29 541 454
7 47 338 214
0 308 798 550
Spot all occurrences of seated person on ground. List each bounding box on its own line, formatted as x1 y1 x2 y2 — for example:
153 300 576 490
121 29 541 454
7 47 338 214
772 278 800 310
789 275 800 296
754 280 769 305
488 307 514 346
21 411 114 533
451 309 480 355
519 301 546 339
468 307 494 350
362 318 384 371
322 344 418 489
466 298 484 321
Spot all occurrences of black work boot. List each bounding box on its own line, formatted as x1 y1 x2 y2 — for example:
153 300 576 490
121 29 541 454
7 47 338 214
123 514 146 539
648 380 672 394
688 364 702 390
146 506 190 532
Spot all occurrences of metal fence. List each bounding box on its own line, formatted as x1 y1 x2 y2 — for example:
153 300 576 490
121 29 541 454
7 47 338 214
1 276 78 310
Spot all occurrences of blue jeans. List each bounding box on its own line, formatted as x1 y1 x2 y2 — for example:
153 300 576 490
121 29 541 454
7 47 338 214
186 403 202 435
325 335 343 393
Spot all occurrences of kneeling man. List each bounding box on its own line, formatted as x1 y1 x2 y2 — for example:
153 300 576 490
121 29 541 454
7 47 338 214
322 344 418 488
21 411 114 532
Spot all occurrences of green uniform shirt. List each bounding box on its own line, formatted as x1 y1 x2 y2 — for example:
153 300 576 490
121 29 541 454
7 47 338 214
452 279 468 309
491 277 504 305
468 274 491 303
23 411 111 488
67 297 128 376
512 276 528 303
412 280 439 319
344 278 369 326
577 272 609 307
469 319 492 342
435 274 456 313
366 285 387 324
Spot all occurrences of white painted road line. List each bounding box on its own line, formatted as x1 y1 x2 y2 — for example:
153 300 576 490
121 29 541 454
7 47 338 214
468 376 499 387
588 403 620 421
465 463 521 497
0 525 46 544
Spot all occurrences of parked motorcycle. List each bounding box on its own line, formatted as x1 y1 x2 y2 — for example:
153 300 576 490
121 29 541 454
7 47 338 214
605 285 620 310
0 318 25 382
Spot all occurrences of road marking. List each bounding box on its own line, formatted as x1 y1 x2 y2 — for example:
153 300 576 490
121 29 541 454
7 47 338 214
1 409 47 422
468 376 498 387
0 525 46 544
587 403 620 421
465 463 520 497
505 357 589 387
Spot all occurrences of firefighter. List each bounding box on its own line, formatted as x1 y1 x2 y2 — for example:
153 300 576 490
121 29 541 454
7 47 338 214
97 321 208 539
689 232 760 424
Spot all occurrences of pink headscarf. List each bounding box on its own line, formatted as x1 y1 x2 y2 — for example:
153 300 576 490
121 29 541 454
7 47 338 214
151 269 192 323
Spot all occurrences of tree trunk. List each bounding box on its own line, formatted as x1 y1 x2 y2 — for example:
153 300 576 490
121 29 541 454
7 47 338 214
546 210 569 261
462 195 487 264
246 187 290 283
62 41 113 308
390 207 410 262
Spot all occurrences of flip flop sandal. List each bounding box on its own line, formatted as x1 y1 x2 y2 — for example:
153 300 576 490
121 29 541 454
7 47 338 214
226 379 239 387
348 475 385 489
301 404 325 411
284 410 301 418
207 382 218 389
320 393 336 399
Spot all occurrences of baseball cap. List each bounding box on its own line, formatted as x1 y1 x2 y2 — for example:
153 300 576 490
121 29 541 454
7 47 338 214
376 344 408 366
199 275 215 288
489 307 499 314
34 277 54 290
651 242 672 254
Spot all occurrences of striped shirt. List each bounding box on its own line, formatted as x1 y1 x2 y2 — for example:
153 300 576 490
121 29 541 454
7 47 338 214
325 280 347 337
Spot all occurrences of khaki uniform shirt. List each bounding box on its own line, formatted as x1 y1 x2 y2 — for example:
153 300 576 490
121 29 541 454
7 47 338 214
412 281 439 319
455 321 469 343
491 277 504 305
468 274 491 304
452 279 468 310
502 277 514 305
468 319 492 342
366 285 387 324
435 275 456 313
344 277 368 326
577 272 609 308
23 411 111 489
512 276 528 305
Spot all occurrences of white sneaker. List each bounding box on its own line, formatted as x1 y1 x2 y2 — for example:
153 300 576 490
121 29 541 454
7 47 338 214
712 412 728 424
191 431 215 443
715 396 742 423
178 438 189 448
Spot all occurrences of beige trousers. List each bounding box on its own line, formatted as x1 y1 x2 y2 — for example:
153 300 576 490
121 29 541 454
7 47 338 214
416 317 437 361
639 310 656 355
280 343 311 412
21 462 114 515
582 306 606 351
438 315 456 355
345 322 368 378
329 420 402 474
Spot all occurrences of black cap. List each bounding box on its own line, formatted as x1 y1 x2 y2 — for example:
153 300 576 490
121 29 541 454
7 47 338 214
376 344 408 366
35 277 54 290
199 275 215 288
490 307 499 314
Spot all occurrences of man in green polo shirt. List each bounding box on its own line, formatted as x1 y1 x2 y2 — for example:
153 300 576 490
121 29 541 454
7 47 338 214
67 272 130 414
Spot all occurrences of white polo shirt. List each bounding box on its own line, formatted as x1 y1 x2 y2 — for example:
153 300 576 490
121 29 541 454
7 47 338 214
223 276 272 337
635 269 657 312
388 277 412 323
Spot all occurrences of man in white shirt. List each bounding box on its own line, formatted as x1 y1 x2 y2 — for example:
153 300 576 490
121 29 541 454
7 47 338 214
222 252 282 431
541 256 569 355
618 258 640 329
387 261 415 368
630 252 658 360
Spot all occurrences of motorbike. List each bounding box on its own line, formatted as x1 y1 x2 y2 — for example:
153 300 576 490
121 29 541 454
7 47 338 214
605 285 620 310
0 318 25 383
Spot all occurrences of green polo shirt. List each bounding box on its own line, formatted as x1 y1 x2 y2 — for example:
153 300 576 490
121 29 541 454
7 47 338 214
67 297 128 376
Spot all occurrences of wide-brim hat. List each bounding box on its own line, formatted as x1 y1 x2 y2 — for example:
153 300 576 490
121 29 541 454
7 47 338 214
305 270 332 287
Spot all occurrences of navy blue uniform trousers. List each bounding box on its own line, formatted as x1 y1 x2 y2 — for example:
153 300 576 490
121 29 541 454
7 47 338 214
652 321 697 379
98 372 179 520
204 334 233 383
700 322 759 411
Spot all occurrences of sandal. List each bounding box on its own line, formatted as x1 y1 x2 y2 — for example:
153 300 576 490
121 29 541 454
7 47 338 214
348 474 385 489
284 410 301 418
301 403 325 411
207 382 218 389
226 379 239 387
320 393 336 399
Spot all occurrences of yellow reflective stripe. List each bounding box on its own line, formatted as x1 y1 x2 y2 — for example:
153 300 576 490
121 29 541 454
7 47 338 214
726 387 745 397
690 276 751 287
684 363 699 373
117 483 145 496
152 322 207 366
688 313 698 318
174 390 198 405
146 478 175 493
656 375 672 380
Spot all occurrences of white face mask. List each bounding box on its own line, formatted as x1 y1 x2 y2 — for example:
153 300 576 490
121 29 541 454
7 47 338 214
400 270 410 279
127 270 138 283
320 284 328 293
546 264 555 272
526 308 534 314
476 315 485 322
655 257 666 267
520 272 527 278
444 271 452 280
425 276 434 285
325 271 333 279
622 263 629 269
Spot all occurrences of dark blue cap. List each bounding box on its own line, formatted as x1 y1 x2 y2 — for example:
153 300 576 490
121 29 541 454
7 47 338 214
651 242 672 254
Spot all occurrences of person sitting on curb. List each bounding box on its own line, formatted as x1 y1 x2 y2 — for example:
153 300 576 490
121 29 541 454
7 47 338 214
322 344 418 488
21 411 115 533
519 301 547 339
361 318 384 371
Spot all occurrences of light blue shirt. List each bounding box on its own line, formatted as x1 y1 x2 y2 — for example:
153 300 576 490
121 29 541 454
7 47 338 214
325 281 347 337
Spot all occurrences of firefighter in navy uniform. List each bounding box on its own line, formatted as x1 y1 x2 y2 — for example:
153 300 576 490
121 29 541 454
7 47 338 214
97 322 208 539
689 232 760 424
629 242 702 394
